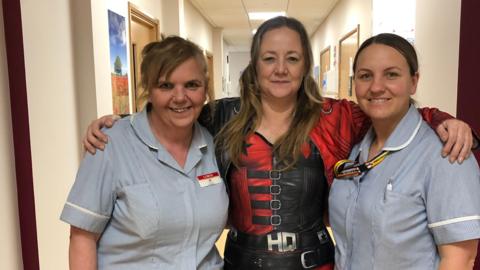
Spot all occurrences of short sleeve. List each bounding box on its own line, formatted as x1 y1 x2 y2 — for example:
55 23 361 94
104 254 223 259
60 145 116 234
426 156 480 245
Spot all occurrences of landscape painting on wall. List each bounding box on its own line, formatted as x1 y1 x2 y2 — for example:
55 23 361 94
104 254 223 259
108 9 130 114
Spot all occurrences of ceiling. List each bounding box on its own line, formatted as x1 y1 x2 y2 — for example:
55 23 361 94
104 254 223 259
189 0 339 51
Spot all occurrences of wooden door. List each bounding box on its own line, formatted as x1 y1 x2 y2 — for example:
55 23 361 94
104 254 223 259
128 3 159 112
320 47 330 93
338 25 359 102
205 52 215 100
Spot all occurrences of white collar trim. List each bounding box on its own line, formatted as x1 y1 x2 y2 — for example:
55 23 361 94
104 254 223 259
383 117 422 151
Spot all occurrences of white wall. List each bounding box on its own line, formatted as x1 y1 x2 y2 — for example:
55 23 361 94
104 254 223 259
414 0 461 116
310 0 372 96
161 0 181 36
184 0 213 51
212 28 224 98
311 0 461 116
0 2 23 269
71 0 100 146
222 40 230 97
227 51 250 97
90 0 115 117
129 0 163 32
20 0 81 268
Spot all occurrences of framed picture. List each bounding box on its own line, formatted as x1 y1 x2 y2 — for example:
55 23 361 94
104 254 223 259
108 10 130 114
320 46 330 92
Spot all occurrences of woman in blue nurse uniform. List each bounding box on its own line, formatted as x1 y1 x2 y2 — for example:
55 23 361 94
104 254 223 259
329 33 480 270
60 37 228 270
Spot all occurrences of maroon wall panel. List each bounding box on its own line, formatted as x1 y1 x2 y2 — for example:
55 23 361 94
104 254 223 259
457 0 480 163
2 0 39 269
457 0 480 268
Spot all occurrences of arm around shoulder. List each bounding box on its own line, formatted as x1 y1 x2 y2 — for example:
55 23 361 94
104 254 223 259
198 97 240 136
326 98 371 143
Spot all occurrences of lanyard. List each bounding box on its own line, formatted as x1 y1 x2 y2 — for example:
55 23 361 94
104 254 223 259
333 150 390 179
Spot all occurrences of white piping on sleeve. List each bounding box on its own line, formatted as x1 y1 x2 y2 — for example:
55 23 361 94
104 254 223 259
428 215 480 228
65 202 110 219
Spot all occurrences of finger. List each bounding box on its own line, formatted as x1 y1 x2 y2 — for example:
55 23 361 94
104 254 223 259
89 132 106 150
104 118 114 128
457 142 470 164
86 124 106 150
441 124 458 157
448 136 463 163
457 129 473 164
92 124 109 144
436 123 449 143
441 135 455 158
83 137 96 155
104 114 120 128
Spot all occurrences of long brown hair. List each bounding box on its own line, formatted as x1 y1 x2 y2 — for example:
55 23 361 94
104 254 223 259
215 16 323 169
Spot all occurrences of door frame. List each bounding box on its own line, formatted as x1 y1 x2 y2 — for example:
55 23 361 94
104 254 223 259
128 3 159 112
338 24 360 101
205 50 215 100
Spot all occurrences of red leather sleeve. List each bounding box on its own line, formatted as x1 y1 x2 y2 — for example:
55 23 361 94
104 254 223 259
331 99 371 145
418 107 480 150
417 107 453 130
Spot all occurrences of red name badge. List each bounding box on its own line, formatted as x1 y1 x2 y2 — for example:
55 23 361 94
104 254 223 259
197 172 222 187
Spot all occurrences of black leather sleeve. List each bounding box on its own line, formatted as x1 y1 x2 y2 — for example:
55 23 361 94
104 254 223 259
198 97 241 137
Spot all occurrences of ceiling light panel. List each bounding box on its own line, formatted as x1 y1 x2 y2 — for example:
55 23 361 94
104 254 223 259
243 0 288 14
287 0 337 21
248 11 286 20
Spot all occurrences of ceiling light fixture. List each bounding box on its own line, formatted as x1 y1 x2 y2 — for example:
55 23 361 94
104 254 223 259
248 11 286 21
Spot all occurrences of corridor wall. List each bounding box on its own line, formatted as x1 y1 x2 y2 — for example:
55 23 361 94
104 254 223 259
310 0 462 116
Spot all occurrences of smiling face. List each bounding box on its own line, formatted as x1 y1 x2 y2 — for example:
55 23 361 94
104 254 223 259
256 26 305 103
354 44 418 126
148 57 207 131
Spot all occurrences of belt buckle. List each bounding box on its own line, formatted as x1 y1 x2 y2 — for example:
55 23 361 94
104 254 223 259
267 232 297 252
270 214 281 226
269 170 281 180
270 184 281 195
270 199 281 210
301 250 318 269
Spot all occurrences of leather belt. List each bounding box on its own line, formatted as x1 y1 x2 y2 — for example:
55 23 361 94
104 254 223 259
228 228 331 252
225 231 334 269
252 214 300 226
251 199 296 210
247 169 302 179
